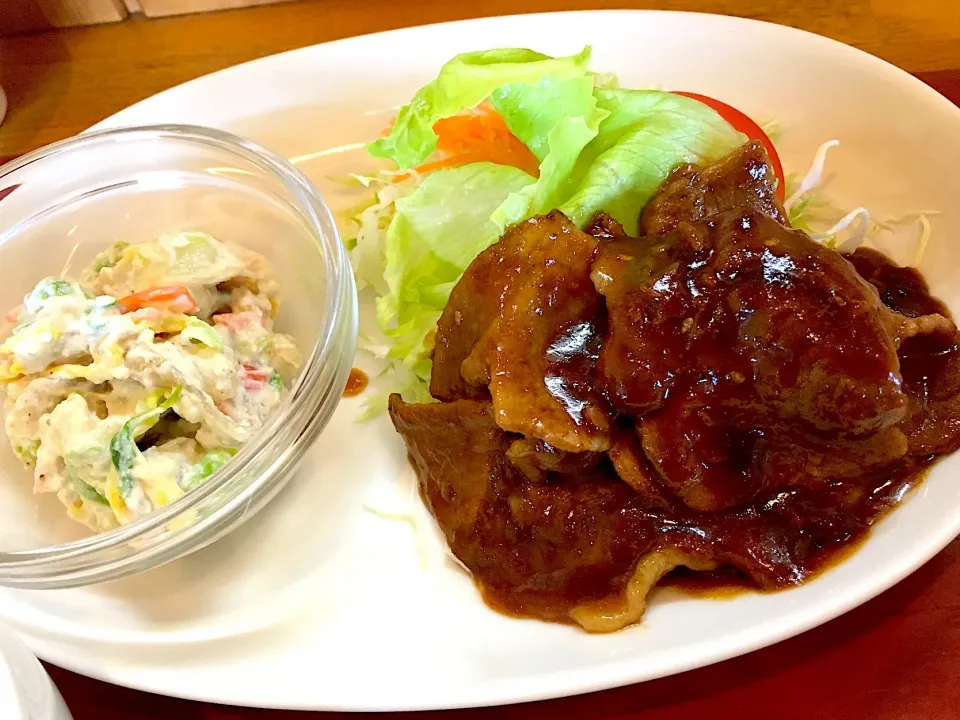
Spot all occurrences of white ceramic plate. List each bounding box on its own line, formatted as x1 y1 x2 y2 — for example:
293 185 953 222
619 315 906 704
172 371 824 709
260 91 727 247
1 10 960 711
0 622 72 720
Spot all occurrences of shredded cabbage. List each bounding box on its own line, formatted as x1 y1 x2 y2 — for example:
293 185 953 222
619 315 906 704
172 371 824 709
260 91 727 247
759 119 783 140
810 207 872 249
785 139 840 212
786 140 936 264
362 475 448 570
913 214 933 267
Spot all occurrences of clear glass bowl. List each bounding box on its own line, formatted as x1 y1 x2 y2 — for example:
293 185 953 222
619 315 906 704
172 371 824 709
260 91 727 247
0 125 357 589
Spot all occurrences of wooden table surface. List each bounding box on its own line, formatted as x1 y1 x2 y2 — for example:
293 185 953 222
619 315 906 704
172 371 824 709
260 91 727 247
2 1 960 719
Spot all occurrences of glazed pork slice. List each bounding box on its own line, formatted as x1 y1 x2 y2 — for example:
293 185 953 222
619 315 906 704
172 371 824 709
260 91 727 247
595 208 913 511
505 437 604 483
387 394 713 630
595 208 907 433
846 247 960 456
388 393 642 622
430 233 519 403
388 393 879 630
583 211 631 242
702 210 907 435
844 245 957 349
432 210 613 453
388 395 506 548
639 139 788 235
637 381 911 512
590 232 688 414
606 428 672 509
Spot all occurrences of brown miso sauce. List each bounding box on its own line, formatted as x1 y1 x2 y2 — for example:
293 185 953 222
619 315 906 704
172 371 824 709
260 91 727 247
659 461 931 601
658 545 863 601
342 368 369 397
659 567 751 599
478 433 937 623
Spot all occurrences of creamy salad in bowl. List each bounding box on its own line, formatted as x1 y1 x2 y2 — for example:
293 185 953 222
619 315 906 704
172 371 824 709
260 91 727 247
0 232 302 532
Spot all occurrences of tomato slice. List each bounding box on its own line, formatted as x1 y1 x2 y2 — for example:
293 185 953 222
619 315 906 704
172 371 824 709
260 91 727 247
673 91 785 201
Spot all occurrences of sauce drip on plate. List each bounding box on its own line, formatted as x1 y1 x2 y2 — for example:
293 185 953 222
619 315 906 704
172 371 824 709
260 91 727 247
343 368 369 397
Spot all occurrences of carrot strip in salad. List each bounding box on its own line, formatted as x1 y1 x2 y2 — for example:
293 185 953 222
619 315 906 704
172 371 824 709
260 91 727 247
240 364 274 392
391 104 540 181
4 305 21 324
116 285 198 315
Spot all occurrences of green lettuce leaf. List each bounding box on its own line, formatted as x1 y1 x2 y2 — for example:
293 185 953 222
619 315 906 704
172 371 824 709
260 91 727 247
490 88 744 235
557 89 746 233
491 74 609 226
368 47 592 169
375 162 535 378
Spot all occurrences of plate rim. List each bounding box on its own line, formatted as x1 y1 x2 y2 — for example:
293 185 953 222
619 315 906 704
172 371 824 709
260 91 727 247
91 9 960 132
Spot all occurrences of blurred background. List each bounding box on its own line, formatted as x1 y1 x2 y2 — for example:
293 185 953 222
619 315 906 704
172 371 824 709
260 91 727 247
4 0 295 32
1 0 958 162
